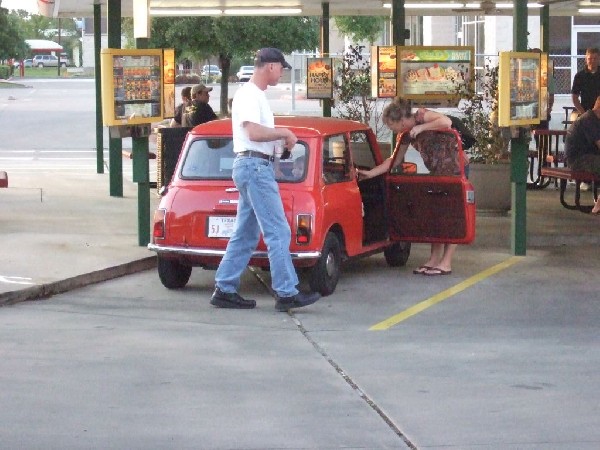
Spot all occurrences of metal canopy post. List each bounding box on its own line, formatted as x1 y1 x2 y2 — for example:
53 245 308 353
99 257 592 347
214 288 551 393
391 0 407 45
511 0 528 255
107 0 123 197
94 2 104 174
132 38 151 246
321 2 331 118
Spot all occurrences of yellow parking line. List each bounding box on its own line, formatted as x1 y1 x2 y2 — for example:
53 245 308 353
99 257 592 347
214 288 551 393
369 256 525 331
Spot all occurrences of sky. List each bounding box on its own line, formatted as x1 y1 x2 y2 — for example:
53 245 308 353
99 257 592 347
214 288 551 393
2 0 38 14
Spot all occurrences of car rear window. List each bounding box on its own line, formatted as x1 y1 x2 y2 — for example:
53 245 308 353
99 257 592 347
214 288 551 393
180 138 308 182
181 138 236 180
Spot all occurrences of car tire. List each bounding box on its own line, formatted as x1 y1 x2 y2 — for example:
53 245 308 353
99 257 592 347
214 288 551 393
37 63 44 68
157 257 192 289
384 242 411 267
309 232 341 296
60 62 66 68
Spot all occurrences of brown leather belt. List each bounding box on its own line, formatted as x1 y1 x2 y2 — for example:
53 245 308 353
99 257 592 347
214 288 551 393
237 150 274 161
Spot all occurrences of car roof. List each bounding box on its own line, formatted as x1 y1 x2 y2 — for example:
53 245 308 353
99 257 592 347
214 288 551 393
189 116 371 139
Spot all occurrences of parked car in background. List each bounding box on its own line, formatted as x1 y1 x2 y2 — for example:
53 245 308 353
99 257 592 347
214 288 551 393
12 59 33 68
148 117 476 295
236 65 254 82
59 53 71 66
33 54 66 68
201 64 221 79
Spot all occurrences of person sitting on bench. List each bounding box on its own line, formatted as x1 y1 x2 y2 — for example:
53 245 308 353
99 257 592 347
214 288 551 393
565 95 600 212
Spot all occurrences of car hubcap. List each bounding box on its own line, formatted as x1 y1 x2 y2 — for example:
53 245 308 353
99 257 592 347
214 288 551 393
325 251 336 277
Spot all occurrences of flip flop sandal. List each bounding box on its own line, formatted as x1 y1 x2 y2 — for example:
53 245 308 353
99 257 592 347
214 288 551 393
423 268 452 276
413 265 433 275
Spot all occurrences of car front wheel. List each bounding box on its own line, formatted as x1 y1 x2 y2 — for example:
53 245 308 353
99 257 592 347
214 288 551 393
384 242 411 267
309 232 341 296
37 63 44 68
157 257 192 289
60 62 66 67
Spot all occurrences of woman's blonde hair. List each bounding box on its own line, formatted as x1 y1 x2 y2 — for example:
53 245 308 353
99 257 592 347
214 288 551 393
382 97 413 123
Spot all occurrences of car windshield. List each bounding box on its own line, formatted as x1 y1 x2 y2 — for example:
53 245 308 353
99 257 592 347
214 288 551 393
180 138 308 182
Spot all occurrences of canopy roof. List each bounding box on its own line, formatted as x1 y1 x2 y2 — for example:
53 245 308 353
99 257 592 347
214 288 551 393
36 0 585 18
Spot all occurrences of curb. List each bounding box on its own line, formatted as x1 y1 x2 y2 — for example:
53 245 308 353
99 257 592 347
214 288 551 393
0 256 157 307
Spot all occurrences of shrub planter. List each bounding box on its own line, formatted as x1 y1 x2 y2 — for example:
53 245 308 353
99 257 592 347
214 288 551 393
470 163 511 216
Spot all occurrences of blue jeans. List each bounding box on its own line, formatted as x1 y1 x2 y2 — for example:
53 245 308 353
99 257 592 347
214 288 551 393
215 156 299 297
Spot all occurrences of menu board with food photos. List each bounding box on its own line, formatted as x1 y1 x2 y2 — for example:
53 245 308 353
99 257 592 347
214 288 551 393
306 58 333 99
101 48 173 126
395 46 474 107
371 46 397 98
498 51 541 126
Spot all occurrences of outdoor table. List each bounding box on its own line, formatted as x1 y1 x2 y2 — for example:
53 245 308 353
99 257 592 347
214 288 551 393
562 106 577 130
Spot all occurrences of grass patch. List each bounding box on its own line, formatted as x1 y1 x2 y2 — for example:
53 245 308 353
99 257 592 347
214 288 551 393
11 67 94 79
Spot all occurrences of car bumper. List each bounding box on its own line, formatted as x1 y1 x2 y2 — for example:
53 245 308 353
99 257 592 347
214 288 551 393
147 243 321 260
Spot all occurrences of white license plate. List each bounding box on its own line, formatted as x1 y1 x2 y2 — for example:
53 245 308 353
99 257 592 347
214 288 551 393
208 216 236 238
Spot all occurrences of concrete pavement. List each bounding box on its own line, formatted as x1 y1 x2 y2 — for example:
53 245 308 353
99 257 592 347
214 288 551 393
0 172 599 448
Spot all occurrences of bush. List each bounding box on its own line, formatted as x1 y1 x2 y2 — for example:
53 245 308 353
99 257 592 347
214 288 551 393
175 73 201 85
0 65 10 79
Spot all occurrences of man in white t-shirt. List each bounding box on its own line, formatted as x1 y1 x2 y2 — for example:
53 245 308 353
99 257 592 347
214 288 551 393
211 48 321 311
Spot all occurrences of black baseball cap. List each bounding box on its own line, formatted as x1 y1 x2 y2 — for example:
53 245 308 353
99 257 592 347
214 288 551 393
255 48 292 69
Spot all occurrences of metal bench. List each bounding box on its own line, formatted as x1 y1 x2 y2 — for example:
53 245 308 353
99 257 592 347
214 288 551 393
539 166 599 213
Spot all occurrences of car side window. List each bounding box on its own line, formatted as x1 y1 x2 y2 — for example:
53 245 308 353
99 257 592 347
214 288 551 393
180 138 235 179
322 134 352 184
349 131 377 169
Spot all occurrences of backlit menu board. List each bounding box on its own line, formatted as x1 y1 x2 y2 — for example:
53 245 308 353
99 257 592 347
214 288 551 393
395 46 474 107
371 46 397 98
101 48 173 126
306 58 333 99
498 51 541 127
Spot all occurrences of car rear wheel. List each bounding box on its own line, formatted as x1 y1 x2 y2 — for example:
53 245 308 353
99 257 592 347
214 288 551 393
384 242 411 267
309 232 341 296
157 257 192 289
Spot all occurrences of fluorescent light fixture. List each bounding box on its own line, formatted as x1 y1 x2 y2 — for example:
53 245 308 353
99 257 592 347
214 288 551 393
149 8 223 16
579 7 600 13
384 2 545 9
223 8 302 15
403 3 464 8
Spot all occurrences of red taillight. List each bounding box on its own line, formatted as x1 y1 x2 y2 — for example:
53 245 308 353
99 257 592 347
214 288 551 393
296 214 312 244
152 209 166 239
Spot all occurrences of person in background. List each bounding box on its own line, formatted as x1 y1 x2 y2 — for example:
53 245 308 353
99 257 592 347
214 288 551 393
564 95 600 215
571 47 600 115
357 97 465 276
182 83 218 127
291 155 305 180
211 47 321 311
593 196 600 215
170 86 192 127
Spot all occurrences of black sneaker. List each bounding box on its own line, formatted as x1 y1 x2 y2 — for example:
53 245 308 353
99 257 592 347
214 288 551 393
210 287 256 309
275 291 321 312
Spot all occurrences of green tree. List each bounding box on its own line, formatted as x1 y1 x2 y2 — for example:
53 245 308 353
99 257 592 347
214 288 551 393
0 6 29 61
334 16 385 46
149 15 319 114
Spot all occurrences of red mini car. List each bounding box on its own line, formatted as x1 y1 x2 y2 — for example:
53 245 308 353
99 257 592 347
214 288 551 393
148 116 475 295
